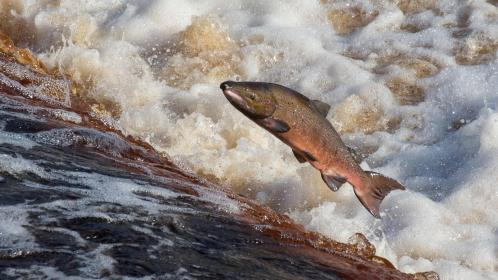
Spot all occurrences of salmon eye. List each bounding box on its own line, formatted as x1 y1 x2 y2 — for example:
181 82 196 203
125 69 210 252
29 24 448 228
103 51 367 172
249 93 256 100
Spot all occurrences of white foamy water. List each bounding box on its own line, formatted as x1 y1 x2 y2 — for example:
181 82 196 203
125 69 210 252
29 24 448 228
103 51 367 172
2 0 497 278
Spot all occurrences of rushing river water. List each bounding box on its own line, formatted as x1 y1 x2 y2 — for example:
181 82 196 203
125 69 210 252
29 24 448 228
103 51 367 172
0 48 419 279
0 101 337 280
0 1 497 279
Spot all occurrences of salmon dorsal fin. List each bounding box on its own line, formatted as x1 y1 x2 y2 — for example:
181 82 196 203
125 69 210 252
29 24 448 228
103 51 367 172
311 99 331 118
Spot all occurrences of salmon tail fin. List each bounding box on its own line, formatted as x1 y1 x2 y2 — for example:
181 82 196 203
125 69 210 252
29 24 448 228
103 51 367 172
353 171 405 219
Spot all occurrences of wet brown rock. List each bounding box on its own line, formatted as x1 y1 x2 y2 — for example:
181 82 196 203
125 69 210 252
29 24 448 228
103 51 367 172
162 15 242 89
348 233 376 258
395 0 435 14
0 31 123 122
455 32 498 65
374 55 439 106
90 100 122 120
327 7 379 35
400 23 423 33
386 77 425 105
0 32 72 104
181 15 236 57
0 32 48 75
163 51 242 89
333 94 399 134
333 95 383 134
375 55 440 78
414 271 440 280
397 58 439 78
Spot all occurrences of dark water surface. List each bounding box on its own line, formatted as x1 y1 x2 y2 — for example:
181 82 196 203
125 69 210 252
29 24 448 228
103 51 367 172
0 93 345 280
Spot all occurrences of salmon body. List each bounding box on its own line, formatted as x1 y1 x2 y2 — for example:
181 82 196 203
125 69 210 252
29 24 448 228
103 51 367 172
220 81 404 218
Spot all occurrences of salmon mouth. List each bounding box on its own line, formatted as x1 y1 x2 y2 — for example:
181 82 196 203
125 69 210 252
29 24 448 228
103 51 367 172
222 88 245 105
220 81 247 109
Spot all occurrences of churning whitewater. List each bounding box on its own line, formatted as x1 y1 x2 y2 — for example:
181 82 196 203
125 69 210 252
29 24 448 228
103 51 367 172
0 0 497 279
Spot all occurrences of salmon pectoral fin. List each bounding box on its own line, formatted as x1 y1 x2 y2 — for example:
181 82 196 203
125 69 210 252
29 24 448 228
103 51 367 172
354 171 405 219
260 117 290 133
321 173 347 192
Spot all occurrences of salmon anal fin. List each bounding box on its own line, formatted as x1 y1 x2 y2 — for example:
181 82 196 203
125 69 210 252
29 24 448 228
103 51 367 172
311 99 331 117
260 117 290 133
292 150 306 163
321 173 346 192
353 171 405 219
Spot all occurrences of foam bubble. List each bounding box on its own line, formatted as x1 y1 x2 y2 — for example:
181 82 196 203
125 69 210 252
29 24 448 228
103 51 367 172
0 132 38 149
50 109 82 124
0 206 36 249
0 153 48 178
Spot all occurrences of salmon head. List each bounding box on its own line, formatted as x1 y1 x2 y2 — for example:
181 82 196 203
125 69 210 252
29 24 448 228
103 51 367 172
220 81 277 119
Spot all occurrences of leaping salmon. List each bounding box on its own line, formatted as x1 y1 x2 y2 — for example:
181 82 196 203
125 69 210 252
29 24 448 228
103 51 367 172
220 81 405 218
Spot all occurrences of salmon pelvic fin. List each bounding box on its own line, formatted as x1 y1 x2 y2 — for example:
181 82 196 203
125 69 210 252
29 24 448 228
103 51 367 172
353 171 405 219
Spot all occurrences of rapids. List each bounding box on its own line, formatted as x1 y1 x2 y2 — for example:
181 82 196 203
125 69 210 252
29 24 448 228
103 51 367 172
0 1 497 279
0 36 423 279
